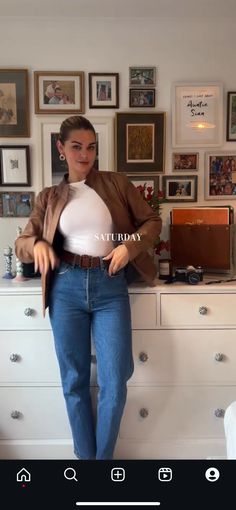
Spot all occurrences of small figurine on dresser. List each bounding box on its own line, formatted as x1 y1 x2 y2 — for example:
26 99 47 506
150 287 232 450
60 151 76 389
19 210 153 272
2 245 15 279
14 226 29 281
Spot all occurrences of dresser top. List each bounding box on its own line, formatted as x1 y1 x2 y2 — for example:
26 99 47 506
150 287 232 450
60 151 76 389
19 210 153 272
1 275 236 294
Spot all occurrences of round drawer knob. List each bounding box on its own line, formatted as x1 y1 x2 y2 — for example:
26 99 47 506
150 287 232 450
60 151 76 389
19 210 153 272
139 408 149 418
11 410 21 419
199 306 208 315
215 353 224 362
91 354 97 364
214 408 225 418
10 353 20 362
24 307 34 317
139 352 148 363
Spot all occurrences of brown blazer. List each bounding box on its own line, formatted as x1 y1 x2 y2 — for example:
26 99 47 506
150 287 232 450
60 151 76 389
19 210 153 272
15 168 162 316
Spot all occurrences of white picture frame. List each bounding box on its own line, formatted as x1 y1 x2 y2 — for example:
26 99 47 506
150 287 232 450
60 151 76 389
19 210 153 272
39 116 114 187
172 82 223 148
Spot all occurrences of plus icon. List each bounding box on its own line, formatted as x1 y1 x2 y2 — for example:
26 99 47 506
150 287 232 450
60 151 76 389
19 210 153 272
111 467 125 482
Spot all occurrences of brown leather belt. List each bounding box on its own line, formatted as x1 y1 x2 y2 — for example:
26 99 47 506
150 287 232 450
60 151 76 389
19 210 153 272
61 250 102 268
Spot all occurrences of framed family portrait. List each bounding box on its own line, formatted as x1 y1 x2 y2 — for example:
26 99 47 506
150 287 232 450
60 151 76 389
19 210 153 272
40 116 114 186
0 69 29 137
0 191 34 217
172 82 223 147
0 146 30 186
34 71 84 114
129 67 156 87
116 112 165 174
162 175 198 202
226 92 236 141
205 152 236 199
129 89 155 108
172 152 199 171
127 175 159 195
88 73 119 108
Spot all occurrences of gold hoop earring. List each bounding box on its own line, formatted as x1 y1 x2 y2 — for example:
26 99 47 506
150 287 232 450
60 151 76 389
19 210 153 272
59 154 66 161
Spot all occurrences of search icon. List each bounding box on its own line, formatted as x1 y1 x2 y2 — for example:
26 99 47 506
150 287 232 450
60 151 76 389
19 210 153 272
64 467 78 482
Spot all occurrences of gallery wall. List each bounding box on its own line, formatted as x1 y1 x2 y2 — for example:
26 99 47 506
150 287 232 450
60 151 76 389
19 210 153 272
0 14 236 274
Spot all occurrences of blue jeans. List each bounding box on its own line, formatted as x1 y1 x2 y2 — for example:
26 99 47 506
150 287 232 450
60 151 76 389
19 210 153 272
48 260 134 460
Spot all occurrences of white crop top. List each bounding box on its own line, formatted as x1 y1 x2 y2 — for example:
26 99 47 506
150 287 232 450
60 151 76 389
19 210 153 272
58 179 115 256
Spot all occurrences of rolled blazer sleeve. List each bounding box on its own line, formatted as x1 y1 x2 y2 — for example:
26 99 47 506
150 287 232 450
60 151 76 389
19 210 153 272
121 178 162 261
15 188 50 263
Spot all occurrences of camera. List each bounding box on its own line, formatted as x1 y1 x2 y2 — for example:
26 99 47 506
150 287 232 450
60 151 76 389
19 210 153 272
174 265 204 285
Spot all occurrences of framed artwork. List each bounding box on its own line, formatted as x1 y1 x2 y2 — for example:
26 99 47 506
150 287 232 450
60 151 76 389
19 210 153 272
127 175 159 196
172 152 199 171
40 116 114 186
0 69 29 137
129 89 155 108
34 71 84 114
0 146 30 186
0 191 34 217
88 73 119 108
172 82 223 147
226 92 236 141
205 152 236 199
129 67 156 87
162 175 198 202
116 112 165 174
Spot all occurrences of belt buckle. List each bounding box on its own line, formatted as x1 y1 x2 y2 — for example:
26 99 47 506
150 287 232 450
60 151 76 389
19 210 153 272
81 254 90 268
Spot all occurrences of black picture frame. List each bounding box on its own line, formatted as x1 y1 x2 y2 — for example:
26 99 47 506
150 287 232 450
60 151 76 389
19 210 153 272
116 112 165 174
0 69 29 137
0 145 30 186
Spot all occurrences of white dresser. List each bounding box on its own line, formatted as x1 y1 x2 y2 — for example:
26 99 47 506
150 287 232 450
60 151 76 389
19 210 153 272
0 278 235 459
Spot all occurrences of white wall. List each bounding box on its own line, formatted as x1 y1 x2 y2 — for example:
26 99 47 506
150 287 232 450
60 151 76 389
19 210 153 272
0 15 236 275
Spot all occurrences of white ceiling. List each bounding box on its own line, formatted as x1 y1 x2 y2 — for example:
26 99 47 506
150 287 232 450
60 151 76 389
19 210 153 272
0 0 236 18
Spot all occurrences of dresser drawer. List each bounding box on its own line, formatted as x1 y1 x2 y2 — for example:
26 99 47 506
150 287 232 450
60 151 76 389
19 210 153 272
120 386 235 440
130 330 236 384
160 293 236 327
0 331 97 385
129 293 157 328
0 295 50 330
0 387 71 439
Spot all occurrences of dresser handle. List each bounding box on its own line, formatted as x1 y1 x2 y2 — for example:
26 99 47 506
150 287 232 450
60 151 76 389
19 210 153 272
24 308 34 317
199 306 208 315
139 408 149 418
91 354 97 364
10 353 20 362
11 410 21 419
139 352 148 363
214 408 225 418
215 353 224 362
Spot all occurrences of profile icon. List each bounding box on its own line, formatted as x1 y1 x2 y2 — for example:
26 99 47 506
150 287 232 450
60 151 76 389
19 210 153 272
205 467 220 482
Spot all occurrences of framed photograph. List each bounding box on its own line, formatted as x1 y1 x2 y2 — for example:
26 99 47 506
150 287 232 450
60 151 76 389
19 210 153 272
0 69 29 137
88 73 119 108
129 67 156 87
172 152 199 171
129 89 155 108
40 116 114 186
34 71 84 114
0 146 30 186
127 175 159 196
205 152 236 199
227 92 236 141
162 175 198 202
0 191 34 217
116 112 165 174
172 82 223 147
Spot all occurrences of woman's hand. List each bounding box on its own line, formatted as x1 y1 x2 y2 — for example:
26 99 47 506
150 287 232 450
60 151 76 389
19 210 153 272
102 244 130 276
33 240 60 274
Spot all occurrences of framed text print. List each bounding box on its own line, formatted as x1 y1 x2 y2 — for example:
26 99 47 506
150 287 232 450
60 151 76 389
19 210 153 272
172 82 223 148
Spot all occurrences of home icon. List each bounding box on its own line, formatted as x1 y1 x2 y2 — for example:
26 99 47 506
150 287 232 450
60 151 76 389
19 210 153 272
16 468 31 482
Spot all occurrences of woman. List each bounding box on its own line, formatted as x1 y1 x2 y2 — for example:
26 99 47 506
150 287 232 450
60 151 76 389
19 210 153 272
15 115 161 460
